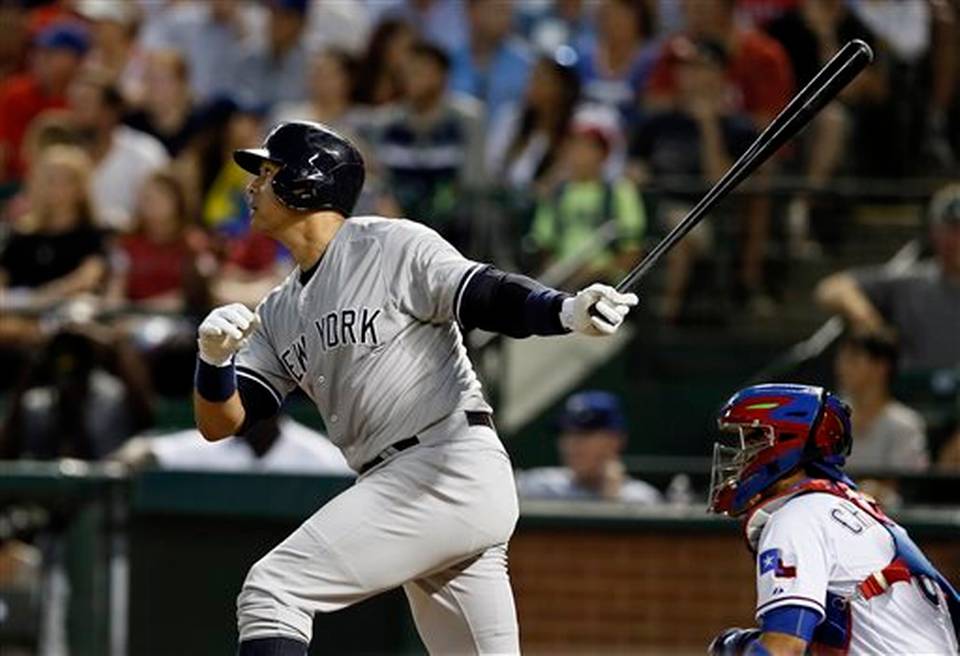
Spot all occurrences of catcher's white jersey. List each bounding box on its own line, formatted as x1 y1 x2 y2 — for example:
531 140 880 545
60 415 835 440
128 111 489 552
755 492 957 654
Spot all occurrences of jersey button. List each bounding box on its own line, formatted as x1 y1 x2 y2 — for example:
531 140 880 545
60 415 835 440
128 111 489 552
318 375 326 384
331 414 339 423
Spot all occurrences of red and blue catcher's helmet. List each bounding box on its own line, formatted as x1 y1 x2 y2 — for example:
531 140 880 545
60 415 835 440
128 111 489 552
708 384 852 516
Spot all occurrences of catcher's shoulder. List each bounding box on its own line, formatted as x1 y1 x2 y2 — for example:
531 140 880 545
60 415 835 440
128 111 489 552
764 492 840 534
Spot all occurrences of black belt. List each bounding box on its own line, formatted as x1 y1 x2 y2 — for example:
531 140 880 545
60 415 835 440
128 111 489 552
358 411 494 475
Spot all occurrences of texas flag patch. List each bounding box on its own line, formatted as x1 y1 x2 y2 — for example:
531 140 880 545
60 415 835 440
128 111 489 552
759 548 797 578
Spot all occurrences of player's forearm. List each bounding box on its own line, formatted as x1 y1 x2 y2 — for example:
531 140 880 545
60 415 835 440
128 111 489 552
194 390 246 441
458 266 569 337
194 355 246 441
457 266 636 338
758 632 807 656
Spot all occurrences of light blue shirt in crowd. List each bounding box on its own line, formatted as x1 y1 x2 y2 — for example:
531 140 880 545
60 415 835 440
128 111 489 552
449 36 533 124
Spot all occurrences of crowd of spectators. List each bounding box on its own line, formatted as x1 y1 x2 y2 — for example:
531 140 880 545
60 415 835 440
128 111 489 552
0 0 957 486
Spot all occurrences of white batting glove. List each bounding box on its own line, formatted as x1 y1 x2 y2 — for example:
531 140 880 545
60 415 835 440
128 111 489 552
560 284 638 336
197 303 260 366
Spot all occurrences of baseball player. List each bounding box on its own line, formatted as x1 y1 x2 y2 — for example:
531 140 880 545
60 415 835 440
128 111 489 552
192 120 638 656
707 383 959 655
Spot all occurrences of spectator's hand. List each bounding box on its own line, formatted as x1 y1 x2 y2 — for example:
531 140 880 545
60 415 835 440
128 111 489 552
198 303 259 366
601 460 626 500
561 284 638 336
683 66 726 122
802 0 842 43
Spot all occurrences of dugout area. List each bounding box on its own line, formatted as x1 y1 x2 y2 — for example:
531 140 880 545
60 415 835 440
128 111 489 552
1 464 958 655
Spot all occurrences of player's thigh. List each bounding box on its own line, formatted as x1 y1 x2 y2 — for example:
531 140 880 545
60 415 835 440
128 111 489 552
246 445 515 610
403 543 519 656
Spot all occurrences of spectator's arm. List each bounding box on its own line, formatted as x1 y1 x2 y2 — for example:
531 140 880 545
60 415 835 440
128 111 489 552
32 256 107 304
612 180 646 252
937 430 960 470
459 98 488 188
104 247 129 307
814 272 886 330
103 329 155 433
529 199 558 258
697 114 733 183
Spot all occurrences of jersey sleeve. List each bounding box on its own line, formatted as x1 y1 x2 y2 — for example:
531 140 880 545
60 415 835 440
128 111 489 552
234 313 297 411
755 500 832 622
388 222 482 324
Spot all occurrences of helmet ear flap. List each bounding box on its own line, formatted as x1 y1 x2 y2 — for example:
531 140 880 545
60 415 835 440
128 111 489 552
810 392 853 460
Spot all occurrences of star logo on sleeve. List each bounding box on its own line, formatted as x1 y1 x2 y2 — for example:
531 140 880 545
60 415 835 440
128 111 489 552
759 548 797 578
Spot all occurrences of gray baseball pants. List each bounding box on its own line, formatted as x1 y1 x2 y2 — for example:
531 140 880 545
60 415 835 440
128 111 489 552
236 411 521 654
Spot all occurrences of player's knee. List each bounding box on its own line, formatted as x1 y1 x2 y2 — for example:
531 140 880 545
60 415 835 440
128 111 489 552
237 554 283 614
237 555 312 644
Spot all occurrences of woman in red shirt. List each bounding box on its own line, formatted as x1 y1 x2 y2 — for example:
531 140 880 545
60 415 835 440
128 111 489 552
108 170 213 313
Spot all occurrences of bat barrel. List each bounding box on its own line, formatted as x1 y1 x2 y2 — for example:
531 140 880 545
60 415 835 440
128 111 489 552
615 40 873 294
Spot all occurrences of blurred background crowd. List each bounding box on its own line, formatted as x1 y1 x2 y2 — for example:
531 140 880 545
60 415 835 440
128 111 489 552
0 0 958 652
0 0 957 479
0 0 959 501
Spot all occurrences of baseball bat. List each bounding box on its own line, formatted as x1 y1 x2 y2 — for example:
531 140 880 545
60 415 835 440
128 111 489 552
613 39 874 294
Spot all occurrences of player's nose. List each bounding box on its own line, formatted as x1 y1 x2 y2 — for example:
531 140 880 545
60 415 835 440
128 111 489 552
245 177 260 202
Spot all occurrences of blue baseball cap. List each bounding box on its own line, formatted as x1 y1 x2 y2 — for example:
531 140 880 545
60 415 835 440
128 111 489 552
35 22 90 56
558 391 627 433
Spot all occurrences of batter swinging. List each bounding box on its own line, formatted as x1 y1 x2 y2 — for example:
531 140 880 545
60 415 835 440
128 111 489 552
193 121 637 655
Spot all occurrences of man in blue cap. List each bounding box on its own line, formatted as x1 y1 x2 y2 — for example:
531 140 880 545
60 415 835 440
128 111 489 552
0 21 89 181
515 390 661 503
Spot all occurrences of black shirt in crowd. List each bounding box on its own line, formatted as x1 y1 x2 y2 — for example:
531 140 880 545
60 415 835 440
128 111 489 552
765 8 876 88
0 227 106 288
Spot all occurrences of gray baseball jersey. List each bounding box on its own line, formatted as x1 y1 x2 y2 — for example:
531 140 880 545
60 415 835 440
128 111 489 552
234 216 491 471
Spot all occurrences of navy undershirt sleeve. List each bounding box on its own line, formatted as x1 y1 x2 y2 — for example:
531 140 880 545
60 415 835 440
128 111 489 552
457 265 570 338
236 375 282 435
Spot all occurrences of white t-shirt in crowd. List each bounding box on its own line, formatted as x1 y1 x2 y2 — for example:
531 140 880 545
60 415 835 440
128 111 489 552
91 125 169 232
148 417 353 475
514 466 662 504
755 492 957 653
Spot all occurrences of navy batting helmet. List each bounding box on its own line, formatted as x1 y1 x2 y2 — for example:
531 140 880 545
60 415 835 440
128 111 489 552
233 121 365 215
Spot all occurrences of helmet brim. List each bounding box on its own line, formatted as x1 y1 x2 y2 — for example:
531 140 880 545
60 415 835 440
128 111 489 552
233 148 280 175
